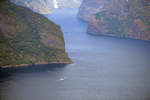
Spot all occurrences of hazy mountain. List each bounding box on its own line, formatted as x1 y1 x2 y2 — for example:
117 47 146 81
11 0 82 14
52 0 82 8
11 0 52 14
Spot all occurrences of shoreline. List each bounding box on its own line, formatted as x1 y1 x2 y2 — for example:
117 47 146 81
0 61 73 69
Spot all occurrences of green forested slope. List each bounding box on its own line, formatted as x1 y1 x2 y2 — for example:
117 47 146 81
0 0 71 68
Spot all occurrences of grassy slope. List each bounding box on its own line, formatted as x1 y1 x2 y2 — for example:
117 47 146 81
0 0 71 68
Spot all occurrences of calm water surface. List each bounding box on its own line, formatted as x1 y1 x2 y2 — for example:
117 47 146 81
0 9 150 100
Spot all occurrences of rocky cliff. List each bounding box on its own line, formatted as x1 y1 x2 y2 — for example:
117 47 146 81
79 0 150 40
0 0 71 68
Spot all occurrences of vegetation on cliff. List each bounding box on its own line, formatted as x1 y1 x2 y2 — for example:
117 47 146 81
87 0 150 40
0 0 71 68
78 0 150 40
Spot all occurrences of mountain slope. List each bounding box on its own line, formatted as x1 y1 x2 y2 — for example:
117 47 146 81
78 0 150 40
0 0 71 68
77 0 107 22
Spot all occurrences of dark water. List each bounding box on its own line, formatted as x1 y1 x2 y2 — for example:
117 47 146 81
0 9 150 100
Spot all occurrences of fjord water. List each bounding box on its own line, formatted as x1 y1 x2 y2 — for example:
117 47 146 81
1 9 150 100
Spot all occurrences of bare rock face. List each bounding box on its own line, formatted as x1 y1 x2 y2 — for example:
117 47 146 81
0 0 72 68
79 0 150 40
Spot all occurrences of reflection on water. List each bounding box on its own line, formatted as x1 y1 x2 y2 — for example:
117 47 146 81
0 64 67 81
0 8 150 100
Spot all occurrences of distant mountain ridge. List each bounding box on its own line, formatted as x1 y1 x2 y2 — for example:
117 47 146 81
11 0 82 14
53 0 82 8
11 0 52 14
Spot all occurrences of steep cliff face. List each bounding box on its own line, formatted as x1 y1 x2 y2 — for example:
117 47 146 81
0 0 71 68
11 0 52 14
77 0 108 22
79 0 150 40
